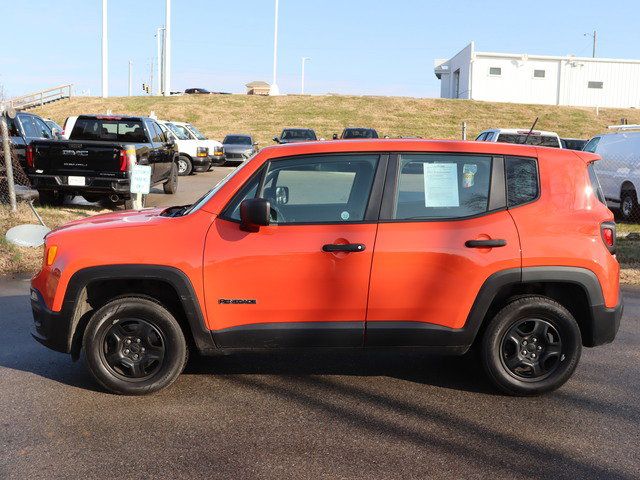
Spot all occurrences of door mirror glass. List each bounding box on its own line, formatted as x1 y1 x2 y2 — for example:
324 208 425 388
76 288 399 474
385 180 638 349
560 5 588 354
240 198 270 232
275 186 289 205
332 133 338 140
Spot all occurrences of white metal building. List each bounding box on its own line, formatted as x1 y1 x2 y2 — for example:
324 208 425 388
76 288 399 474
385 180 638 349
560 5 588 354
434 42 640 108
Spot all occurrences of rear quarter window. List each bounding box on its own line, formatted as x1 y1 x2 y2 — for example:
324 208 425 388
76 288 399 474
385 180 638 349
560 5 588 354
588 163 606 204
506 157 539 207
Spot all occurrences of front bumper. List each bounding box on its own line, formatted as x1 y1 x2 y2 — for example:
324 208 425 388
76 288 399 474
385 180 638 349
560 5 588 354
30 288 71 354
587 296 623 347
210 153 226 166
29 174 130 194
192 156 212 171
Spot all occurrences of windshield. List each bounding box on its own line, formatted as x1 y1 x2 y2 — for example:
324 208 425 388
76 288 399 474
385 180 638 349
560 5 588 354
183 159 253 215
224 135 252 145
281 129 316 140
70 117 147 142
166 123 191 140
187 124 207 140
343 128 377 139
497 133 560 148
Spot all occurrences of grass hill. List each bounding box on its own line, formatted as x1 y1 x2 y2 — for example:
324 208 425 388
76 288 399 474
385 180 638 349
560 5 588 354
32 94 640 146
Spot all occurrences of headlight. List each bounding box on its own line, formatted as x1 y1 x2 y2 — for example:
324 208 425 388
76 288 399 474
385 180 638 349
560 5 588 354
214 146 224 155
197 146 209 157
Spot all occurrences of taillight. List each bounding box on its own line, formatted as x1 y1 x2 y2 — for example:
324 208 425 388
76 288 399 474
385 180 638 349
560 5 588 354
119 148 128 172
26 145 34 168
601 222 616 254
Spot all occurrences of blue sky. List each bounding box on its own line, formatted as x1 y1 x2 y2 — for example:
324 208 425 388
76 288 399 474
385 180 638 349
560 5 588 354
1 0 639 98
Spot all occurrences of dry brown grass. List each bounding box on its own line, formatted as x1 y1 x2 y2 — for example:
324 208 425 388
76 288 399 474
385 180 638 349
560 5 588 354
8 95 640 281
32 94 640 146
0 203 109 276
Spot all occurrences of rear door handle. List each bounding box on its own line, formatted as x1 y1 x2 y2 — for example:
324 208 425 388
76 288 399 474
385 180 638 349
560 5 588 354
322 243 366 253
465 239 507 248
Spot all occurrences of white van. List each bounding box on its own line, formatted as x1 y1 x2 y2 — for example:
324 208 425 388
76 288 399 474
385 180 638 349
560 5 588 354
475 128 562 148
585 125 640 221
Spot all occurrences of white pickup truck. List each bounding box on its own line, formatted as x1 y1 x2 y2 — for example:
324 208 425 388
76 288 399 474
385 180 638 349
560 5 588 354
161 121 225 175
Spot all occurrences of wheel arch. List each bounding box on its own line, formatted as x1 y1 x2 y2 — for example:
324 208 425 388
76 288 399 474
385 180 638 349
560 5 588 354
468 267 606 349
62 265 216 359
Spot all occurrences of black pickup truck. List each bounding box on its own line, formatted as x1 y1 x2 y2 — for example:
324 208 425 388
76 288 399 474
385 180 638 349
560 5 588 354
28 115 179 208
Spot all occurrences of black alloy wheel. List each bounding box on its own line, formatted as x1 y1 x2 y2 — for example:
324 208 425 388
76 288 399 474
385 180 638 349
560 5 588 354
100 318 166 380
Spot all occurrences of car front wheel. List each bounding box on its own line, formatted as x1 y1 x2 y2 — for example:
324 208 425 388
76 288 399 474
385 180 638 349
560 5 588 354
83 296 188 395
481 295 582 396
177 155 192 176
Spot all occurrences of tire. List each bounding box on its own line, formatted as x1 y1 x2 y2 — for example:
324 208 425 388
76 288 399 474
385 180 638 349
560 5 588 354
177 155 192 176
38 189 65 206
82 194 104 203
619 190 637 222
163 162 178 194
123 194 146 210
481 295 582 396
83 296 188 395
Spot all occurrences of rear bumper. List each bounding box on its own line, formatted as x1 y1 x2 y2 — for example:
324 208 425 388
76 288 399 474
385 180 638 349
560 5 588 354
30 288 71 354
587 296 623 347
29 174 130 195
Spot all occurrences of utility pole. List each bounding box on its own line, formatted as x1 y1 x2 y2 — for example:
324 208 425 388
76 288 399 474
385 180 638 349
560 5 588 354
584 30 597 58
164 0 171 96
269 0 280 95
301 57 311 95
128 61 133 96
101 0 108 98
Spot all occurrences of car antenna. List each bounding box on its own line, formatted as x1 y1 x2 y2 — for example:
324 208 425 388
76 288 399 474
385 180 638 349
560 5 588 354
523 117 539 145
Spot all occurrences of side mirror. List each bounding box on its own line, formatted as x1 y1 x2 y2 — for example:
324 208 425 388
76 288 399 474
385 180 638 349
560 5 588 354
332 133 338 140
240 198 270 232
273 136 280 143
53 130 63 140
275 186 289 205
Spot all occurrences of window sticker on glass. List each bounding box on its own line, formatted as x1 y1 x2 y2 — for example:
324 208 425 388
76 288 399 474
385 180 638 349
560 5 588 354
463 164 477 188
423 163 459 207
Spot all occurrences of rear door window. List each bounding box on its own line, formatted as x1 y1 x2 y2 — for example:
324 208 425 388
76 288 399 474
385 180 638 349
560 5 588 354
70 117 147 142
390 154 492 220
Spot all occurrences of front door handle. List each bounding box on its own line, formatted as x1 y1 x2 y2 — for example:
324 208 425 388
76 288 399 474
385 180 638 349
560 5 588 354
465 239 507 248
322 243 366 253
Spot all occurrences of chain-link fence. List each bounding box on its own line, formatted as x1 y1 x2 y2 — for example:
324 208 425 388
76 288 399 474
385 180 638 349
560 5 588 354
1 141 31 206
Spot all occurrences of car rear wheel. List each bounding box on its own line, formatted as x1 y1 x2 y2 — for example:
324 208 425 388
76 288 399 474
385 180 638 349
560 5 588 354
83 296 188 395
177 155 192 176
481 295 582 396
620 190 637 221
163 162 178 194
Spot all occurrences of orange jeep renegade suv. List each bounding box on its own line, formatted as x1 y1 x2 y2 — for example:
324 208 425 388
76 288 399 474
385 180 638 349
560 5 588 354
31 139 622 395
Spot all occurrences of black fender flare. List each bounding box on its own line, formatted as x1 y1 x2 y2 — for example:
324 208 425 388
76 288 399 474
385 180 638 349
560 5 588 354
60 265 215 356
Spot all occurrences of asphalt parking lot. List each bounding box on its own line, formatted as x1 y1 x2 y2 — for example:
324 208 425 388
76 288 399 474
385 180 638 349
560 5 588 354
1 272 638 479
2 170 639 480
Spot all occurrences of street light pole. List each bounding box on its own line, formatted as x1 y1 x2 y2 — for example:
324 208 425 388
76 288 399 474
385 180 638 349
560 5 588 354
128 60 133 96
164 0 171 96
101 0 108 98
156 27 165 95
301 57 311 95
269 0 280 96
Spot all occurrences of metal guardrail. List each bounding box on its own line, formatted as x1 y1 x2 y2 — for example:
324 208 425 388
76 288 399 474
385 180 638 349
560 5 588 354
8 84 73 111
